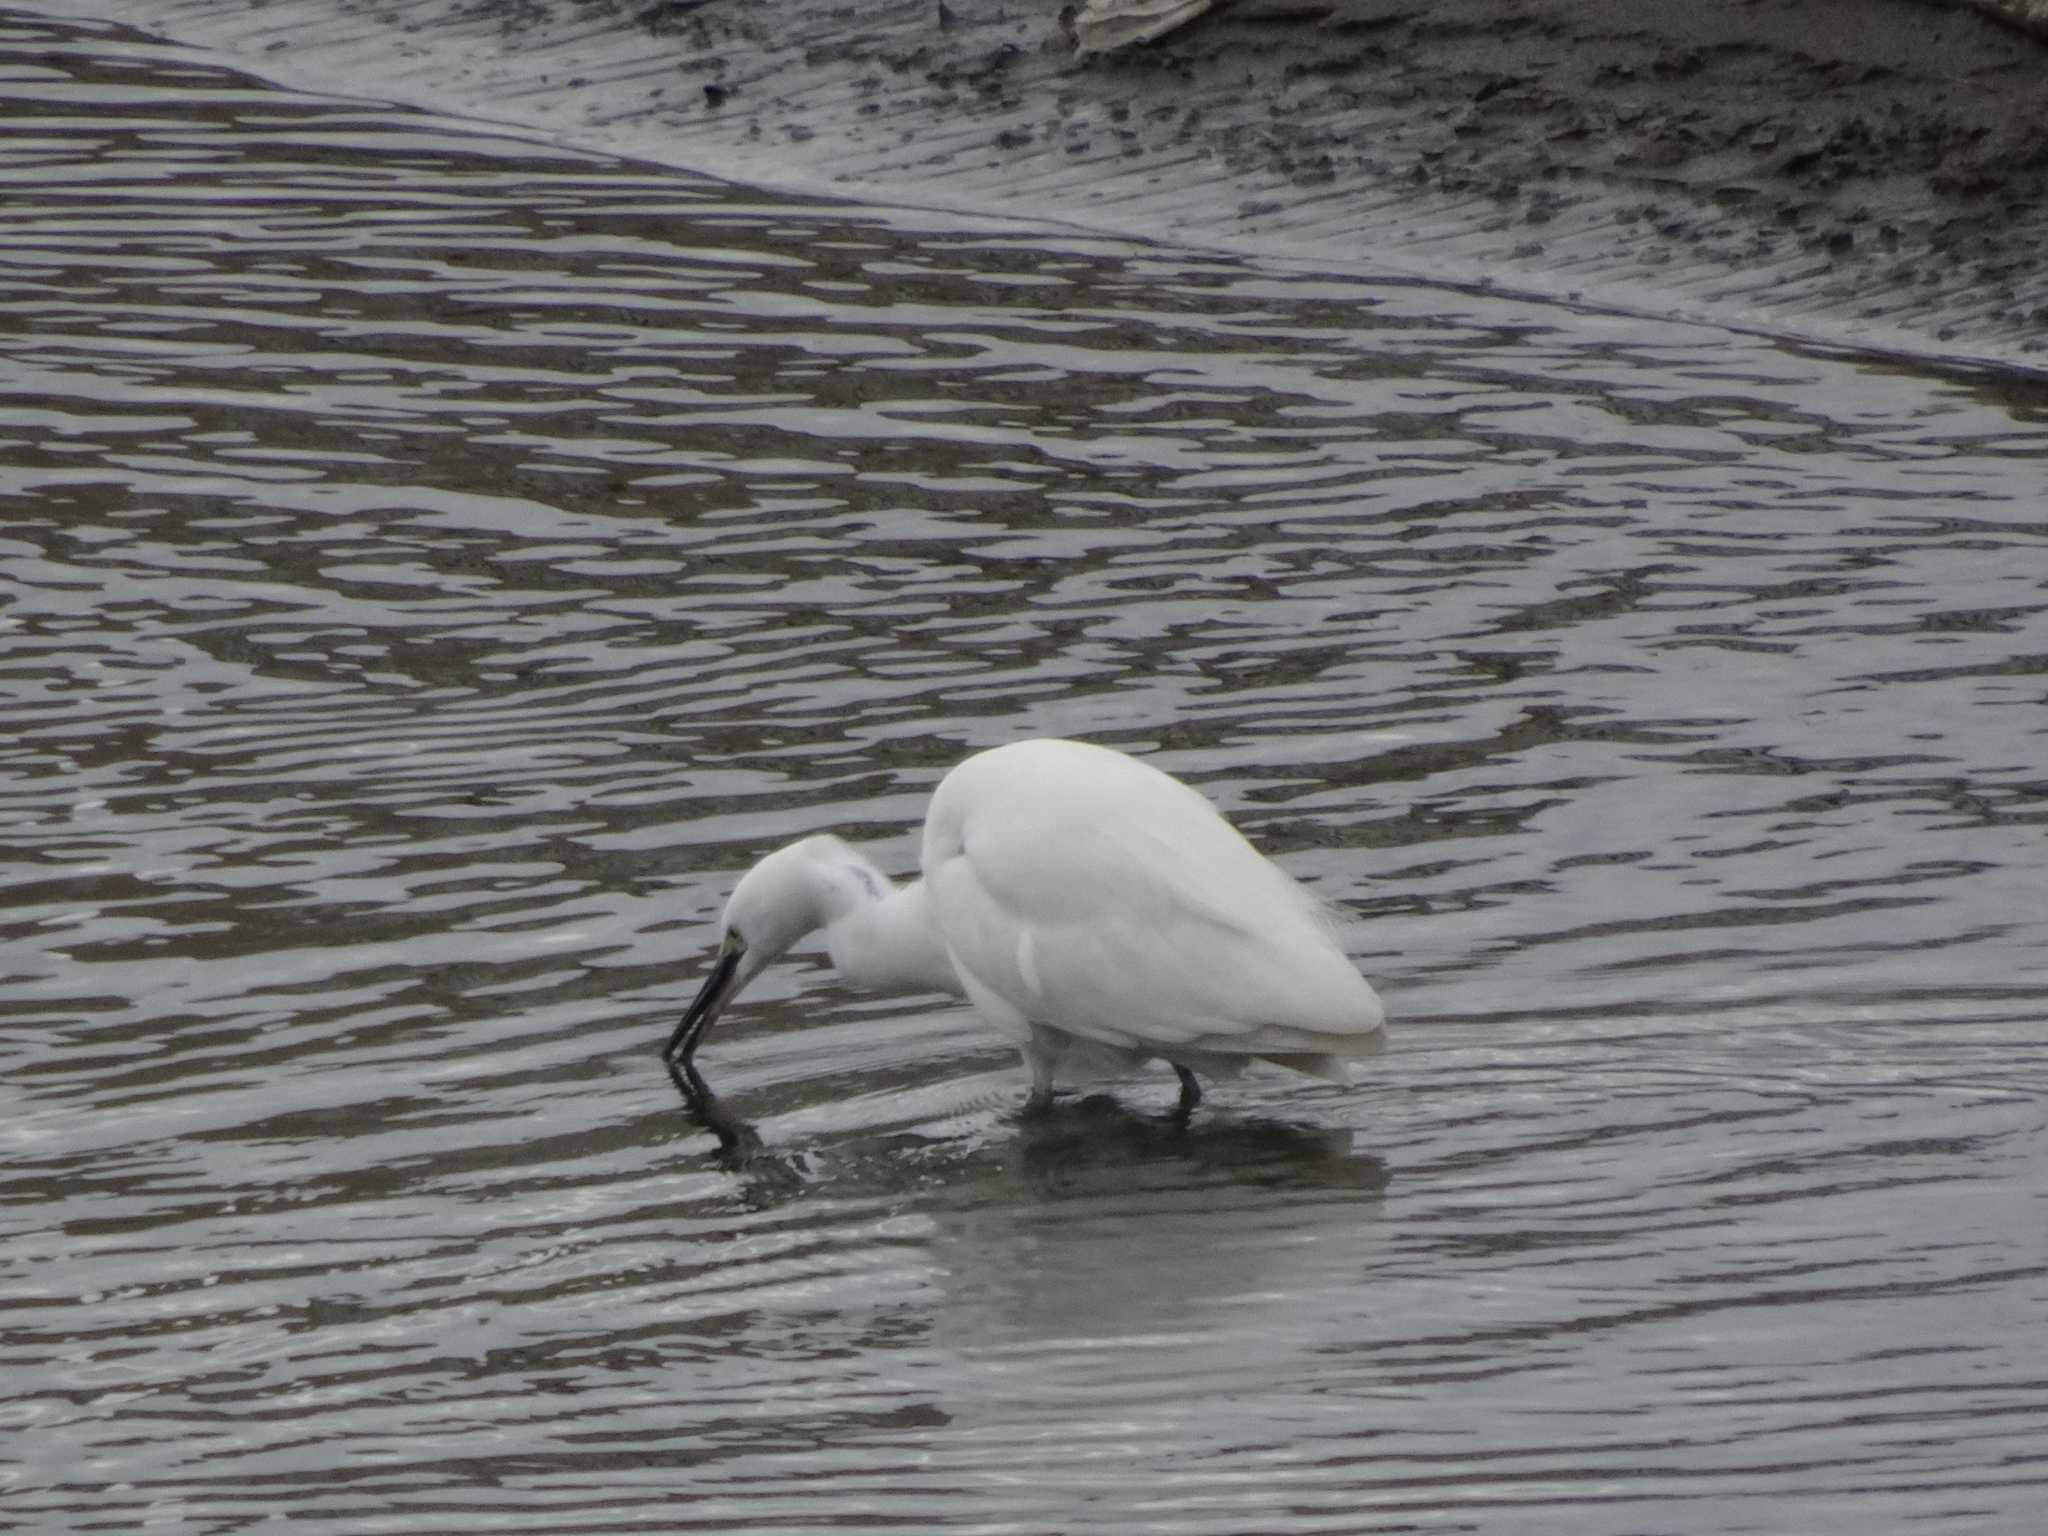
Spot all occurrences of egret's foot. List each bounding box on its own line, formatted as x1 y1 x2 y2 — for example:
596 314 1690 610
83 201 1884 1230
1170 1064 1202 1125
1020 1085 1059 1120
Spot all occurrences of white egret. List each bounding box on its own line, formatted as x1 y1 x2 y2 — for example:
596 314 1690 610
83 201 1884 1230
665 737 1385 1116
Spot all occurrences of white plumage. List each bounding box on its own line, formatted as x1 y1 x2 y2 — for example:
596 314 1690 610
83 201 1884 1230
666 738 1385 1115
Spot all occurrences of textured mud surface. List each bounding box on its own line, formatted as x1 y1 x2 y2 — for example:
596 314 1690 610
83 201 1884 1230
46 0 2048 365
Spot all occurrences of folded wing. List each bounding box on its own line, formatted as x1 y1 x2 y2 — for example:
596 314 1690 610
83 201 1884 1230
921 740 1384 1062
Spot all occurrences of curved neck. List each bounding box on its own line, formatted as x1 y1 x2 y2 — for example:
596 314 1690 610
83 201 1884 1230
826 877 961 998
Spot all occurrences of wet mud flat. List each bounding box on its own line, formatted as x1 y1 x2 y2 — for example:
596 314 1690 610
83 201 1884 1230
57 0 2048 370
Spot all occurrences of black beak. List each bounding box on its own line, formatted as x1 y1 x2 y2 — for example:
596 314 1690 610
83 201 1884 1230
665 941 743 1065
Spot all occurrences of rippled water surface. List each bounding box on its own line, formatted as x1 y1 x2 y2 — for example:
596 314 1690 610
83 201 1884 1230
5 10 2048 1533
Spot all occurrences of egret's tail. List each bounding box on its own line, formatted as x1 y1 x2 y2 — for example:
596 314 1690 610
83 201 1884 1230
1262 1027 1387 1085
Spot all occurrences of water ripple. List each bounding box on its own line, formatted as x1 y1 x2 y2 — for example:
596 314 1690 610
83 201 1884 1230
4 10 2047 1534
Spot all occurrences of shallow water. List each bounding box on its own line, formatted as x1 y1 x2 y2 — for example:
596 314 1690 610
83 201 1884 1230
4 10 2047 1533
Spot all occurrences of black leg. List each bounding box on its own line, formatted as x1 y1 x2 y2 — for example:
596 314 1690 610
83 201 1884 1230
1172 1064 1202 1121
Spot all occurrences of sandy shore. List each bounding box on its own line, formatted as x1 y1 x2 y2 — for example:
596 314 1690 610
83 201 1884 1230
58 0 2048 370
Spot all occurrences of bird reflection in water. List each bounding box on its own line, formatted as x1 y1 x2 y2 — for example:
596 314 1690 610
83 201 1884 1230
668 1048 1384 1206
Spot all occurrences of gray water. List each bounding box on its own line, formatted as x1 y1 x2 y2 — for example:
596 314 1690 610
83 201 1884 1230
4 9 2048 1533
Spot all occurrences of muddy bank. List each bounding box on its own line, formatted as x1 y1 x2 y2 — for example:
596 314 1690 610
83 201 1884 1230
45 0 2048 369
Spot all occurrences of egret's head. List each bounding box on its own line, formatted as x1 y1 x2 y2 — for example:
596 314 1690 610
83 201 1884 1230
721 837 844 967
664 835 877 1065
